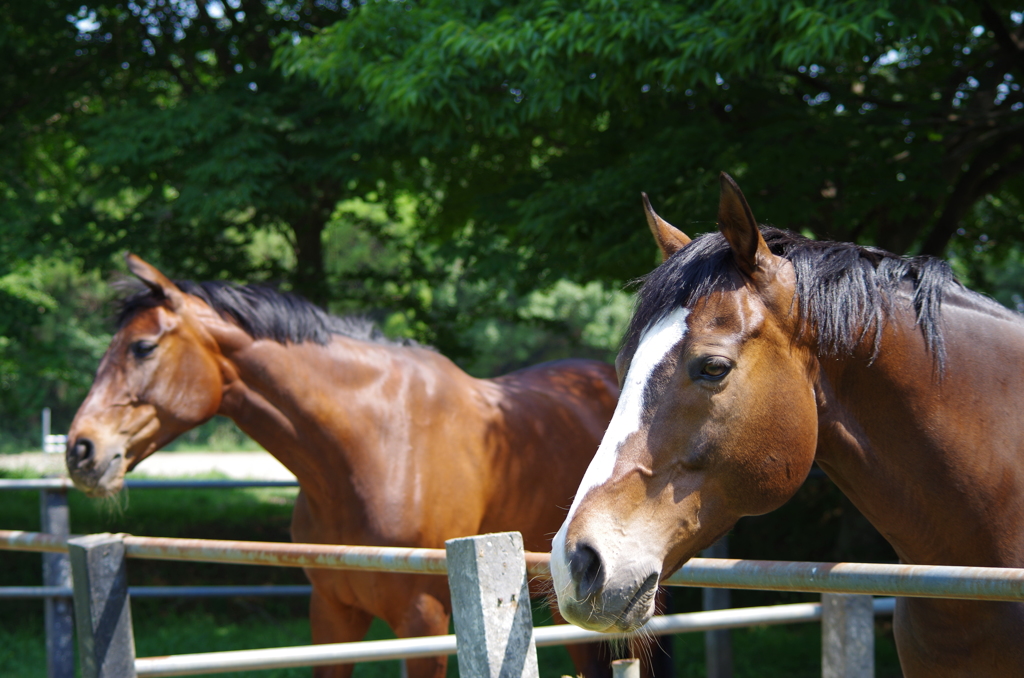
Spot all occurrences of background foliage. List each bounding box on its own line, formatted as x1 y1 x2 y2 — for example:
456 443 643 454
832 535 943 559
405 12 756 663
4 0 1024 447
2 4 1010 671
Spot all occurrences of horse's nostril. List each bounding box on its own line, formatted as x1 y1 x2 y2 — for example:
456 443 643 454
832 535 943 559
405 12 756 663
69 438 94 466
569 542 605 599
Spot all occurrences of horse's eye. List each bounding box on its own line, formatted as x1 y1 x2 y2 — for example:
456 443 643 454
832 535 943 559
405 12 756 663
699 357 732 381
131 340 157 359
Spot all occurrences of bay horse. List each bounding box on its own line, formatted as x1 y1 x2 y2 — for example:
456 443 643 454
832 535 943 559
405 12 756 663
552 173 1024 676
66 255 622 678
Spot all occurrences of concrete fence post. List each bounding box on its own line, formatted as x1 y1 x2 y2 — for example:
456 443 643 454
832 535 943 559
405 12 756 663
612 658 641 678
40 487 75 678
67 533 137 678
821 593 874 678
445 531 539 678
701 536 733 678
42 407 51 448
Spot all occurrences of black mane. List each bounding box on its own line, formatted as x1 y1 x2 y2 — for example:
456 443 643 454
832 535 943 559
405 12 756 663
118 280 420 348
625 227 961 365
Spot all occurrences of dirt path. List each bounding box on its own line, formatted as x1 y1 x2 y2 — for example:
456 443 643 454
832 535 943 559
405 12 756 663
0 451 295 480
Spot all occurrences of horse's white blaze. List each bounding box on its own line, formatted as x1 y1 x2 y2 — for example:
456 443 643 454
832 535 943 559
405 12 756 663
565 307 690 521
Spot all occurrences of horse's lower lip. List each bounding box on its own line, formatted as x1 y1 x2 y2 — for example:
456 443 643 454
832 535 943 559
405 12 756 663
71 454 126 497
614 571 659 630
70 475 118 498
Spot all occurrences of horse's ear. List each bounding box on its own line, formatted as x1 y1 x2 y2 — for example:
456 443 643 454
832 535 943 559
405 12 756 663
717 172 773 279
125 253 184 310
642 193 691 261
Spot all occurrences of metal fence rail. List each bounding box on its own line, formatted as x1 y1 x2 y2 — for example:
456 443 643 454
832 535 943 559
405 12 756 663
13 526 1024 678
0 530 549 576
131 598 899 677
123 535 453 574
0 478 299 490
136 633 460 677
663 558 1024 601
5 468 1024 678
2 529 70 553
2 585 312 599
5 529 1024 602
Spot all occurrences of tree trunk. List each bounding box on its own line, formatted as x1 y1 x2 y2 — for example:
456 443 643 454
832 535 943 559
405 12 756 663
290 213 329 308
919 135 1024 257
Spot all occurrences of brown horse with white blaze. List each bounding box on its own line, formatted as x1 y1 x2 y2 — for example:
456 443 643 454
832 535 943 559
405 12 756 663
66 254 623 678
552 173 1024 676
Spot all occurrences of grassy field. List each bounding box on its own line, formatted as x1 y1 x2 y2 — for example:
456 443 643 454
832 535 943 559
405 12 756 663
0 467 902 677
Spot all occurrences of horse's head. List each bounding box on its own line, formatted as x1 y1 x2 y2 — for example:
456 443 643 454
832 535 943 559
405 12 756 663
551 174 820 632
66 255 234 496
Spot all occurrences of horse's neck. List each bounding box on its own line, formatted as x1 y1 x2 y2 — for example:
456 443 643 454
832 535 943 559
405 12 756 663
214 334 495 514
215 336 396 494
815 289 1024 567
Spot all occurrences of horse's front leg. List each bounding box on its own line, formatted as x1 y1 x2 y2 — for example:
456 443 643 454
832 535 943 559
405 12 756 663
388 589 451 678
309 580 374 678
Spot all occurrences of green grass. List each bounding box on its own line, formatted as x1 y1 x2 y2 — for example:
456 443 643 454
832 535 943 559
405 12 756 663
659 622 901 678
132 611 400 678
0 607 902 678
0 468 902 677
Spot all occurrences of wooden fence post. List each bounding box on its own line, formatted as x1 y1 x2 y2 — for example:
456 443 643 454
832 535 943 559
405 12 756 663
821 593 874 678
40 487 75 678
445 532 539 678
701 536 733 678
68 533 137 678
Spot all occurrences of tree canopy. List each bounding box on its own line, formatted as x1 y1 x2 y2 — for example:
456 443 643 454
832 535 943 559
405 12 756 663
279 0 1024 285
1 0 403 305
5 0 1024 444
0 0 382 438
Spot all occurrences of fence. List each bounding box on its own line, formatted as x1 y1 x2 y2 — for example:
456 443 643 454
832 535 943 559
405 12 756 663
5 525 1024 678
7 414 834 677
41 408 68 455
0 476 306 678
10 421 1021 676
1 475 842 678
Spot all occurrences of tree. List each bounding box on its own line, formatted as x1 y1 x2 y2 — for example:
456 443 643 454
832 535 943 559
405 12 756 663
278 0 1024 289
0 1 424 304
0 0 398 439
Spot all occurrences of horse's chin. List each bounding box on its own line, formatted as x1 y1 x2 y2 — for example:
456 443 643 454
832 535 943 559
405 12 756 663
77 481 124 499
558 574 660 633
69 455 127 498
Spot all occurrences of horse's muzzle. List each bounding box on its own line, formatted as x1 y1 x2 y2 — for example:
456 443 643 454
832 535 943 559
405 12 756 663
66 437 94 469
552 530 661 632
66 436 125 497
